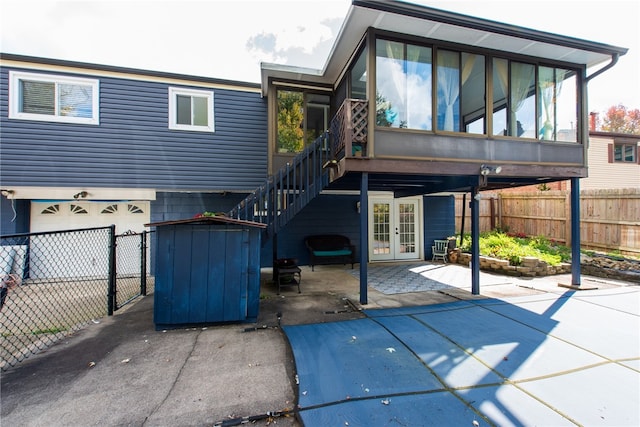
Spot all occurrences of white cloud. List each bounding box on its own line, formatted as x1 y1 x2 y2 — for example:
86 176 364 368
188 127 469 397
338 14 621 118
1 0 637 114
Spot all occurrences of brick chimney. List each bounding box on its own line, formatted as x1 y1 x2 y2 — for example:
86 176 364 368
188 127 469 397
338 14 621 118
589 112 598 131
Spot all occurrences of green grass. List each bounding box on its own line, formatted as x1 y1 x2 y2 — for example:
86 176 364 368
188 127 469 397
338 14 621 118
458 231 571 266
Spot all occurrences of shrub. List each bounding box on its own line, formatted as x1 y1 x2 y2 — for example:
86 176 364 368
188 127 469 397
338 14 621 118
458 231 570 266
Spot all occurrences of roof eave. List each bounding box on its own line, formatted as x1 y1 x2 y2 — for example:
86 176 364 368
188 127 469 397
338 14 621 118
260 0 628 96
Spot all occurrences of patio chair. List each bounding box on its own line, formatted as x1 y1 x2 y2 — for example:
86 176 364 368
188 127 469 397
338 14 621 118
432 239 448 263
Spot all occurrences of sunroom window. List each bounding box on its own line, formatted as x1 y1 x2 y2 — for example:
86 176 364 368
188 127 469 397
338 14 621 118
539 67 577 142
436 50 486 133
376 39 432 130
509 61 536 138
9 71 99 125
368 36 580 141
276 89 329 153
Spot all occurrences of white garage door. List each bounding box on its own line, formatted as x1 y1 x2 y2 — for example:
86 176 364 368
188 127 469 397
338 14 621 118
31 201 150 234
28 201 150 279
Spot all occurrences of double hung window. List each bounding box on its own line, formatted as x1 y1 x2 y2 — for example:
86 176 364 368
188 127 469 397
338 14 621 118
9 71 99 125
611 142 637 163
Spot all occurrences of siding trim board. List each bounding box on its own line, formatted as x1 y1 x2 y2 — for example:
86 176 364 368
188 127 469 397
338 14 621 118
0 56 261 94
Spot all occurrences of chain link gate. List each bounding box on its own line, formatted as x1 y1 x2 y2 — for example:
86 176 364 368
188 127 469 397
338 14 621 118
1 226 153 371
113 230 154 311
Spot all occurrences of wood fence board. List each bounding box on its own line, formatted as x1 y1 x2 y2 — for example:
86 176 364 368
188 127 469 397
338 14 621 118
454 188 640 257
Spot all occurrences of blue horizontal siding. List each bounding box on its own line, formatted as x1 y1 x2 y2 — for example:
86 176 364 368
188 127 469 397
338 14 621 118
423 195 456 259
0 66 268 190
261 194 362 267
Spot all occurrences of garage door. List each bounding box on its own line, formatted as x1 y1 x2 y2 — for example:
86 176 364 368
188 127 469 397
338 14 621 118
31 201 150 234
28 201 150 279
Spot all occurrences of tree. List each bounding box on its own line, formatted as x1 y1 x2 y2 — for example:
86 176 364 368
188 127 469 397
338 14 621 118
277 91 305 153
600 104 640 134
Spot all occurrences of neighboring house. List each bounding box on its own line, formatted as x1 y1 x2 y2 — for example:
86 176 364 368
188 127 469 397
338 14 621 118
583 131 640 190
0 0 627 297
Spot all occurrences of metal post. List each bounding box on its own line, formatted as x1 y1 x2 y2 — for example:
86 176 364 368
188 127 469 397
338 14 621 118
459 193 467 246
107 225 117 315
471 187 480 295
141 231 147 296
570 177 581 286
359 173 369 304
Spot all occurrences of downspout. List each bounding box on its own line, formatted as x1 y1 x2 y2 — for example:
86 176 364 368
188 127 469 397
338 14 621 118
567 53 619 288
585 53 619 83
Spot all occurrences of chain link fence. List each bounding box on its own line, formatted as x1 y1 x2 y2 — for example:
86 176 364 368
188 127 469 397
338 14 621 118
0 226 153 371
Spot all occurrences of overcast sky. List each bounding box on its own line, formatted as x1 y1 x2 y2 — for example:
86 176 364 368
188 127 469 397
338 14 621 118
1 0 638 115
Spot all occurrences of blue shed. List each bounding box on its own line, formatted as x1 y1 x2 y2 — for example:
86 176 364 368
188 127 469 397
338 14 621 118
147 216 266 329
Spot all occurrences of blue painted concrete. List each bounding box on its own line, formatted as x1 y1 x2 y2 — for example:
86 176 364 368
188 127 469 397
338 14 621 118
284 286 640 426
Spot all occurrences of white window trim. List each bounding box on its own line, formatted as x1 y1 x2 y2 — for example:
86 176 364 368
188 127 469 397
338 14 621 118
9 71 100 125
168 87 215 132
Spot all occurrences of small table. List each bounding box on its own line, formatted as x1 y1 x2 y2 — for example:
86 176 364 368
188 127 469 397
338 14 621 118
275 260 301 295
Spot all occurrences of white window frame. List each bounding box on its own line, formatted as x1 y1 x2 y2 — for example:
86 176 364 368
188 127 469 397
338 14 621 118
9 71 100 125
168 87 214 132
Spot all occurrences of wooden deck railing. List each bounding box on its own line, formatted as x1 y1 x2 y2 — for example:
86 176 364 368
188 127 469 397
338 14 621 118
329 98 368 160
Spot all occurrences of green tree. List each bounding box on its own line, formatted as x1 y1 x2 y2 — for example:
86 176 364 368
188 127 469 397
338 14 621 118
277 91 305 152
601 104 640 134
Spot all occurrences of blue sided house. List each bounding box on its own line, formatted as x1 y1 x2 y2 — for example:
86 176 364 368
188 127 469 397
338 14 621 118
0 0 627 301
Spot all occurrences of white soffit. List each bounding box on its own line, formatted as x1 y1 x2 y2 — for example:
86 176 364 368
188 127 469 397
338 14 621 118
261 2 623 94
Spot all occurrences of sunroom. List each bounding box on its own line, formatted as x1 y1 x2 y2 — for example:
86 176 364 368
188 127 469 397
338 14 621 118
259 0 627 300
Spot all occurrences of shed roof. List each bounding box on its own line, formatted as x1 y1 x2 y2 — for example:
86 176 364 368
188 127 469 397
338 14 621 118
146 216 267 228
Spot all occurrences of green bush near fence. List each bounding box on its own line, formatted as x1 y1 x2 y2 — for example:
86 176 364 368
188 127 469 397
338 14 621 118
458 231 571 266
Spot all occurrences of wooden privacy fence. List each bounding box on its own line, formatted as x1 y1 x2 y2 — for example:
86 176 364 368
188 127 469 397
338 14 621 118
454 188 640 257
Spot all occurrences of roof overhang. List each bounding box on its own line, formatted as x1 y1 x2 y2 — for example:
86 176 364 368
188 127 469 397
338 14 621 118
261 0 628 96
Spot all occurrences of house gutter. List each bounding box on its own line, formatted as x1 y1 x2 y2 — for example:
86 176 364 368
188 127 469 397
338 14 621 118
585 53 620 82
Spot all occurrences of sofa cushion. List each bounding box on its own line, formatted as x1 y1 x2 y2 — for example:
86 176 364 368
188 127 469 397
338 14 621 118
312 249 352 257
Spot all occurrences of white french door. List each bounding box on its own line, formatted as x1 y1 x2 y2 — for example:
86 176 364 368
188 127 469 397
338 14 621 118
369 196 422 261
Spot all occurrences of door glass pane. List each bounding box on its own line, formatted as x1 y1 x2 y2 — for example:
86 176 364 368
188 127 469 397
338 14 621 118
510 62 536 138
176 95 192 125
21 80 55 115
398 203 415 253
192 96 208 126
437 50 460 131
373 203 391 255
59 83 93 118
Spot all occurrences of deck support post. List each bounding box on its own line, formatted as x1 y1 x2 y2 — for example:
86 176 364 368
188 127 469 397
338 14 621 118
570 178 581 286
359 172 369 304
471 187 480 295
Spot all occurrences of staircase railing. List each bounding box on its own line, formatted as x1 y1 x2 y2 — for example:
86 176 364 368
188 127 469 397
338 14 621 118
227 99 369 240
227 131 332 238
